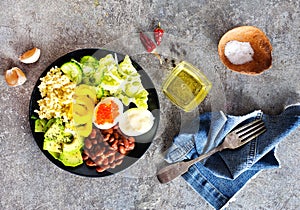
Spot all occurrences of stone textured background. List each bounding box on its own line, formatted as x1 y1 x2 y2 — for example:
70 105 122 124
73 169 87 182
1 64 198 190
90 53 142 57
0 0 299 209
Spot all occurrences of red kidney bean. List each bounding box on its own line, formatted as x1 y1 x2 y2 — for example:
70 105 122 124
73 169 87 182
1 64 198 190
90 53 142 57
95 157 104 166
127 142 135 150
108 155 115 164
102 157 109 166
128 136 135 143
82 153 89 161
111 140 119 150
113 132 119 139
118 139 124 146
85 139 92 149
95 149 104 157
114 158 123 166
104 150 115 157
108 136 115 143
123 139 129 149
99 146 106 155
107 128 113 134
90 129 97 139
103 133 110 141
89 153 97 161
119 145 126 155
96 165 110 173
110 162 116 169
83 126 136 173
121 135 127 141
86 159 96 167
115 152 124 160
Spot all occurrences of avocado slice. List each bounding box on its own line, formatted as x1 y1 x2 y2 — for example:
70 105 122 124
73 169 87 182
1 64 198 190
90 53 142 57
43 140 62 153
48 151 60 160
35 118 47 132
58 150 83 167
63 136 84 153
44 120 72 143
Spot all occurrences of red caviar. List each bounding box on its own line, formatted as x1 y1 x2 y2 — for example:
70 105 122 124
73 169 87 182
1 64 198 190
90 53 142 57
95 101 119 125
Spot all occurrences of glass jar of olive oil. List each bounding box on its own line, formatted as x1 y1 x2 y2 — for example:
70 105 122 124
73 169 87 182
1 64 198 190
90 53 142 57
162 61 212 112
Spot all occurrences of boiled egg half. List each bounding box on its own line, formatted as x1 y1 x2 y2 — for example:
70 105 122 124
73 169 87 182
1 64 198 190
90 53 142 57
119 108 155 136
93 97 123 129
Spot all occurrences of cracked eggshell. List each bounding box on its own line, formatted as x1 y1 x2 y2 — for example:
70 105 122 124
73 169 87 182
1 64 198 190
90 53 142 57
19 47 41 64
5 67 27 87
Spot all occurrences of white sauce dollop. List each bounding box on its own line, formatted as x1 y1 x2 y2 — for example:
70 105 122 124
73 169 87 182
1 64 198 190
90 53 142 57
224 40 254 65
119 108 155 136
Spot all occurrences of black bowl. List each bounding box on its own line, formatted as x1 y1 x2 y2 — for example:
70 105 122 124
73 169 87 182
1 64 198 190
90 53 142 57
29 48 160 177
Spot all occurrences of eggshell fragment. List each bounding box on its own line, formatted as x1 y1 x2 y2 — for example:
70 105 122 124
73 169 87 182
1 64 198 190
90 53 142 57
19 47 41 64
5 67 27 87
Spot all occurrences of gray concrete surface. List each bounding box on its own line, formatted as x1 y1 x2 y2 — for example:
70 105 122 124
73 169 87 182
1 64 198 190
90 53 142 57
0 0 299 209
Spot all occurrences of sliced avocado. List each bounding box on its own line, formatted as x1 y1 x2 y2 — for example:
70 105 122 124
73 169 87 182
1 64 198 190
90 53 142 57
35 118 47 132
44 121 63 139
44 118 57 132
58 150 83 167
63 136 84 153
44 120 72 143
48 151 60 160
43 140 62 153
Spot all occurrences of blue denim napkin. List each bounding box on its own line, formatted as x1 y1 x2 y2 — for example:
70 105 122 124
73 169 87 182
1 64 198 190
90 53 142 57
165 104 300 209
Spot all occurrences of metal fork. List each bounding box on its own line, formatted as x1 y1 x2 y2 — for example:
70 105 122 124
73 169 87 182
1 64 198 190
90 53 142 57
157 119 266 184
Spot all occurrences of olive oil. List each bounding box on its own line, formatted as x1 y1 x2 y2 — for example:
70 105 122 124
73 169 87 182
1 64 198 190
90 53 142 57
162 61 212 112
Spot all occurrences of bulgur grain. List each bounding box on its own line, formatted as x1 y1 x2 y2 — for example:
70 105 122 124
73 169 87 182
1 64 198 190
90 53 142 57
35 67 76 122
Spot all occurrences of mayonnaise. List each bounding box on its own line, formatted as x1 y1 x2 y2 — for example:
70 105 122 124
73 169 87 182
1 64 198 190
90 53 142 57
119 108 155 136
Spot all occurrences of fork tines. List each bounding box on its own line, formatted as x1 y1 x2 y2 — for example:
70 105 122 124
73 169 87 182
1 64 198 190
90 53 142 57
235 119 266 142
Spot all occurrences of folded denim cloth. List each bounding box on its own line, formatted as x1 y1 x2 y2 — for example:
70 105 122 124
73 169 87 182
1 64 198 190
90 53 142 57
165 104 300 209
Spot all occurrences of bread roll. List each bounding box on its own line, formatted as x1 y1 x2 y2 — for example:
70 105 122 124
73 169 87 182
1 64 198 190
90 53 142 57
218 26 272 75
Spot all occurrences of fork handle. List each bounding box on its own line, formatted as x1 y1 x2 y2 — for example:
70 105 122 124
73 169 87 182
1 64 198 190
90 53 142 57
188 146 222 165
157 146 223 183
